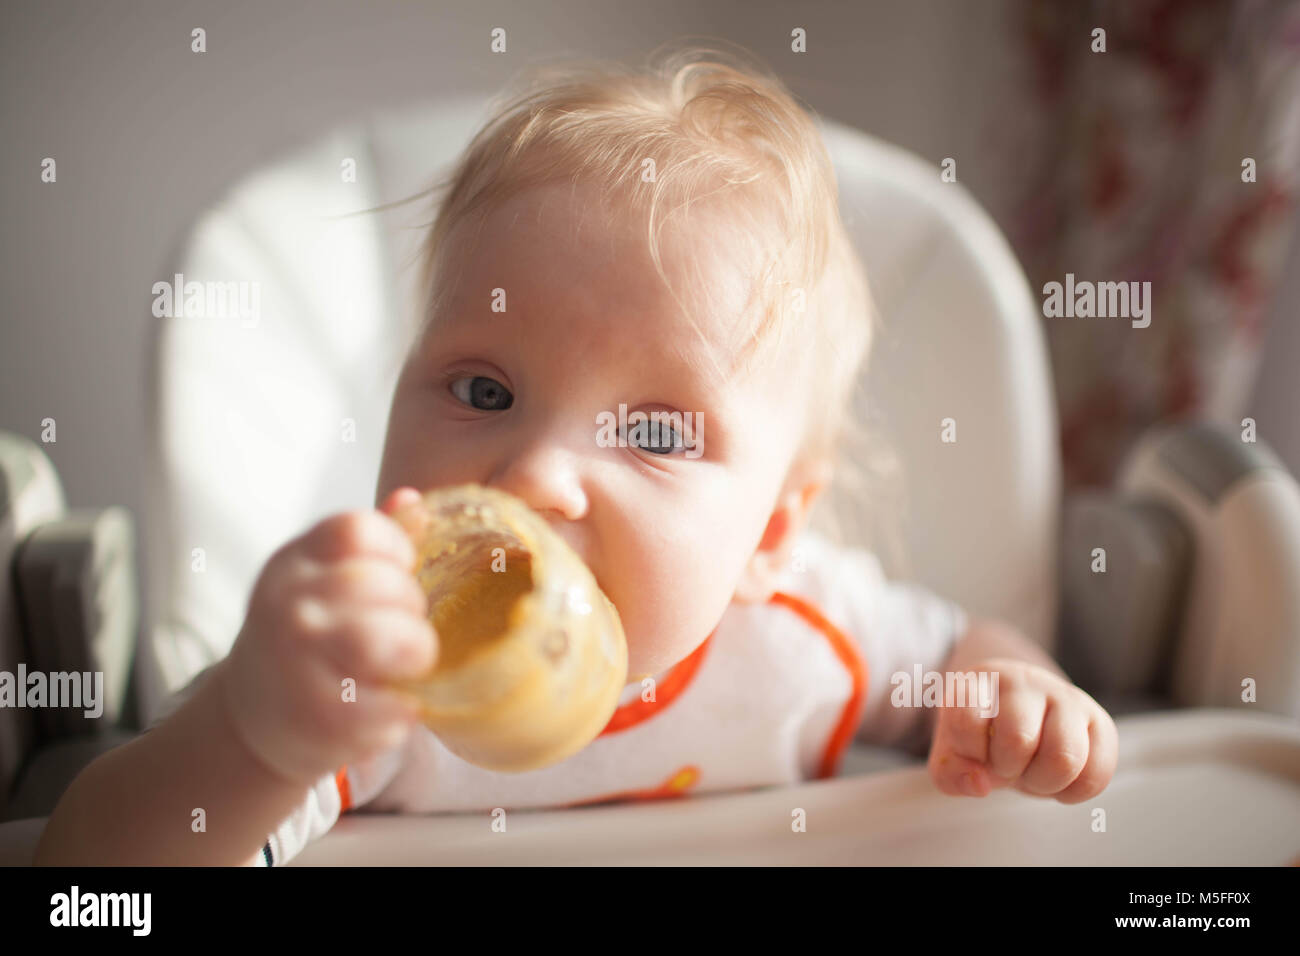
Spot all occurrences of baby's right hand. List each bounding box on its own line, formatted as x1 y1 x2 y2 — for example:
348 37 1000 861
214 503 438 786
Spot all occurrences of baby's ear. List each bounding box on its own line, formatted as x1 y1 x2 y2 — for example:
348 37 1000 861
733 457 832 604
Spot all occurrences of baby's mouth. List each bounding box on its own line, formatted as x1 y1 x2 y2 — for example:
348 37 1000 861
589 569 615 608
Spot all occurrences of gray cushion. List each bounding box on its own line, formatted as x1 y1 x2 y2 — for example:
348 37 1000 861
3 731 137 822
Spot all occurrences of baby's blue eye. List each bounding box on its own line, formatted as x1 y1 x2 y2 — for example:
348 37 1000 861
640 427 682 455
625 422 683 455
450 376 513 410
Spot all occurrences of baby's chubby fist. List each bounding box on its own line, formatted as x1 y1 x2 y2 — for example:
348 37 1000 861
927 658 1118 804
213 490 438 786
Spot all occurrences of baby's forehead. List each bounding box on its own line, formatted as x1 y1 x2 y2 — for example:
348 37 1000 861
440 182 769 361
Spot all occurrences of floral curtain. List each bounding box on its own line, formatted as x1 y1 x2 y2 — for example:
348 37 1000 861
1001 0 1300 488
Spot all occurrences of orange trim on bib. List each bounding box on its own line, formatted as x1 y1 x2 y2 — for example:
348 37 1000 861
335 765 352 813
598 630 714 736
769 590 868 779
558 764 702 809
559 591 864 808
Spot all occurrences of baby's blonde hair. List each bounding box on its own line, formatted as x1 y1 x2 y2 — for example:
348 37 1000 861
416 39 876 466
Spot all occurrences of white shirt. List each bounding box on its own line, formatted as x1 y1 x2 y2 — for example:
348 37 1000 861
151 532 967 866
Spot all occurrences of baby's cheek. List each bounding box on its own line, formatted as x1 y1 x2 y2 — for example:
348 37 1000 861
618 529 746 676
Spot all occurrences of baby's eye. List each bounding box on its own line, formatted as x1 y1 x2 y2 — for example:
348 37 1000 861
449 375 513 411
625 421 684 455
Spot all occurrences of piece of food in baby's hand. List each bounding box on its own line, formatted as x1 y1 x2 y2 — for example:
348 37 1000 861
391 484 628 772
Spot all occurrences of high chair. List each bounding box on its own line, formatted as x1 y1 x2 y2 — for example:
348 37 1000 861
2 94 1298 865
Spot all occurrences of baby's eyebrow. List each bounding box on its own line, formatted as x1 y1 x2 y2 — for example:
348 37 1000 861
415 302 492 357
628 335 720 400
654 329 745 401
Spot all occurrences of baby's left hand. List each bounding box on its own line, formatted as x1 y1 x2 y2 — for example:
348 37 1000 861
927 658 1118 803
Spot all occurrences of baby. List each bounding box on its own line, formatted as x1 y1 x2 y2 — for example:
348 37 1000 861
36 45 1117 865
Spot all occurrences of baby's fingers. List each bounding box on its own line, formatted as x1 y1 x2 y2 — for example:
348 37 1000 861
1053 713 1119 804
1015 700 1091 797
929 707 1004 797
939 692 994 765
379 486 429 554
308 604 439 683
928 744 995 797
334 681 428 754
304 558 428 618
299 510 417 569
986 690 1047 782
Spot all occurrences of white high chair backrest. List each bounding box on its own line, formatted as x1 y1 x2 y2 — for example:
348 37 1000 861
140 95 1061 722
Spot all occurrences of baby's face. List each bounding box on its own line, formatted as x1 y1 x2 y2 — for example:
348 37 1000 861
377 181 806 678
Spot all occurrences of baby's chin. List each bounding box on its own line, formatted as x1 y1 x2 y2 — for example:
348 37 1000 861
618 592 740 680
623 645 667 683
622 632 707 683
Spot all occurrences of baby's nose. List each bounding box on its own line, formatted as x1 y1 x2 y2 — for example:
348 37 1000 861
488 440 589 524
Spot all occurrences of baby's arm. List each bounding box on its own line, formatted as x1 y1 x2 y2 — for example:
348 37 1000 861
938 616 1065 678
35 491 436 866
926 618 1118 803
35 660 313 866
